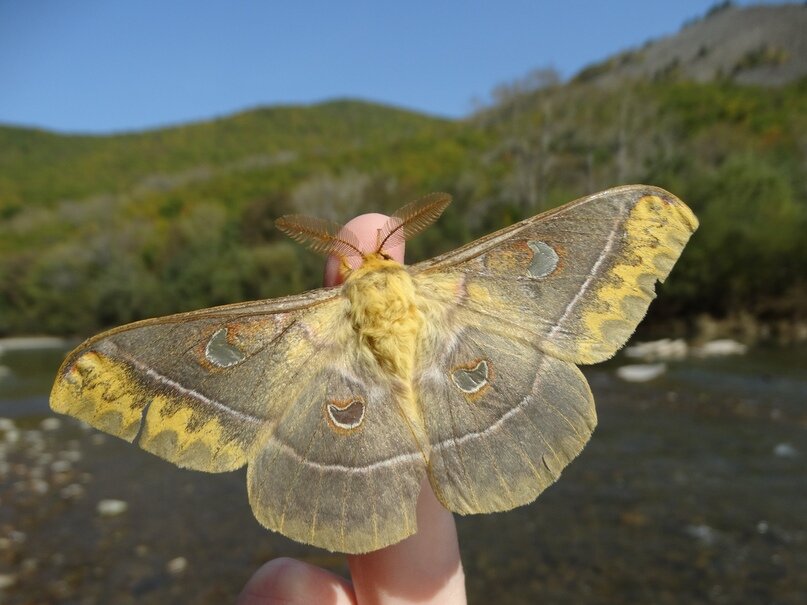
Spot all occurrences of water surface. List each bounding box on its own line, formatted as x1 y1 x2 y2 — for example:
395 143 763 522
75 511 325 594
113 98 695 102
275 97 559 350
1 344 804 604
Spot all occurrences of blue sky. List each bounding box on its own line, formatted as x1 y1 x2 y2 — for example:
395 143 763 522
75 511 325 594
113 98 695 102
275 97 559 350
0 0 772 133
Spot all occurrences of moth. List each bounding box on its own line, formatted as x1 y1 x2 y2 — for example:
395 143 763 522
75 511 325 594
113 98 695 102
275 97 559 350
51 185 698 553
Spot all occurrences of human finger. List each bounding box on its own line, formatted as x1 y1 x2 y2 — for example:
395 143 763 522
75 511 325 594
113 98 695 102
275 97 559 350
327 213 466 605
236 557 356 605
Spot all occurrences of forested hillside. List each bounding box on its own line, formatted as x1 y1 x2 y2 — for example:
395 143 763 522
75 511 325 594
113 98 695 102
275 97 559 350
2 4 806 337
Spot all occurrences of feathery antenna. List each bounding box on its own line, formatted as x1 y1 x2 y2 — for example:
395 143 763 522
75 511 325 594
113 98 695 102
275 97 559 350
275 215 363 260
376 192 452 253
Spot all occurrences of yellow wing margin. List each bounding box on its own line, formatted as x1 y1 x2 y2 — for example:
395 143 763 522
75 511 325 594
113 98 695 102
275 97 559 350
410 185 698 365
50 288 340 473
567 189 698 363
51 345 260 472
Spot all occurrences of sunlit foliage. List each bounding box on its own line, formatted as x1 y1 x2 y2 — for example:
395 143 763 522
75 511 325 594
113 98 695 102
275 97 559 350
1 83 805 336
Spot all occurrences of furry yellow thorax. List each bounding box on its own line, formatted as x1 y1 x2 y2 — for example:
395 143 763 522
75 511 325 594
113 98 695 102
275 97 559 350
342 254 422 382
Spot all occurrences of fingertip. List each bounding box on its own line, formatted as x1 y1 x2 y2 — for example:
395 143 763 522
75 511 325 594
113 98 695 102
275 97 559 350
320 213 464 603
237 557 356 605
324 213 405 286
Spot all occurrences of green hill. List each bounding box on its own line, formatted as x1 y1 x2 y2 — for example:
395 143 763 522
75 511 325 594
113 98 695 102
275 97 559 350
0 100 455 211
0 99 478 334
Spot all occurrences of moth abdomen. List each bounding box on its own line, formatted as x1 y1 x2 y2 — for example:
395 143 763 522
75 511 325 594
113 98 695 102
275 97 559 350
343 254 422 381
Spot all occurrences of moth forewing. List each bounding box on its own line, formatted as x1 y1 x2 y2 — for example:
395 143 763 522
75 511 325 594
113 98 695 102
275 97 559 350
410 185 698 364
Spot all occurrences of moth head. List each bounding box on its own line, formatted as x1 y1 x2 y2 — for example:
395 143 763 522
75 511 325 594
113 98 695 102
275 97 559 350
276 192 452 281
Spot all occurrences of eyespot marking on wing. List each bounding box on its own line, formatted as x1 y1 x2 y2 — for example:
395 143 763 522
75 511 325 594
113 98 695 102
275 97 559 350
527 240 559 278
205 327 246 368
451 359 491 397
326 398 365 431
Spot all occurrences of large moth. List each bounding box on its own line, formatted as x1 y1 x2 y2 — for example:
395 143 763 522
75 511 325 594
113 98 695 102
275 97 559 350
50 185 698 553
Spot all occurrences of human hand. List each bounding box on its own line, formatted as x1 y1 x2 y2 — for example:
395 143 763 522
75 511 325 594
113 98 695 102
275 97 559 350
237 213 467 605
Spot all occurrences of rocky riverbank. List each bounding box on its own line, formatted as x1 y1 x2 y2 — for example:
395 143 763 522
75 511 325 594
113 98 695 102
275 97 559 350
1 343 805 604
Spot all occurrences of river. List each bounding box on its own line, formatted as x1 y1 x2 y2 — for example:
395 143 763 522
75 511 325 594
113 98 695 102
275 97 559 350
0 342 805 604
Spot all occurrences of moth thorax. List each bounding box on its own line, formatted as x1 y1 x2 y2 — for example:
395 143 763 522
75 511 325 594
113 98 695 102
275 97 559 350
344 255 422 380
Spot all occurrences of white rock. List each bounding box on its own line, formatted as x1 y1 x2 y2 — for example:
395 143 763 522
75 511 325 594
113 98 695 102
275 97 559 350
774 443 798 458
694 339 748 357
60 483 85 499
40 417 61 431
30 479 49 495
166 556 188 575
0 336 67 354
616 363 667 383
686 523 717 545
22 430 44 444
60 450 82 463
97 499 128 516
50 460 72 474
0 573 17 589
624 338 688 361
21 558 38 572
0 418 15 431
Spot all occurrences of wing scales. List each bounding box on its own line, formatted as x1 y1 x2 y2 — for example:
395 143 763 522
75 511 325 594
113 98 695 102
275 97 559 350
416 326 595 514
410 185 695 514
411 185 698 364
51 185 697 552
